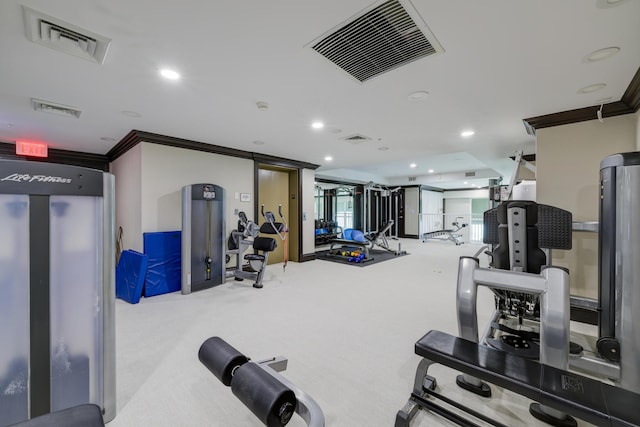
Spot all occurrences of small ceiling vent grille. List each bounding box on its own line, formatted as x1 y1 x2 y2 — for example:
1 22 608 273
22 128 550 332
341 134 372 144
310 0 443 82
465 171 476 177
23 6 111 64
32 98 82 118
408 176 417 182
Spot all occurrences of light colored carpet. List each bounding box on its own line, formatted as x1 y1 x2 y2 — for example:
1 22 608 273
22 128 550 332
106 239 594 427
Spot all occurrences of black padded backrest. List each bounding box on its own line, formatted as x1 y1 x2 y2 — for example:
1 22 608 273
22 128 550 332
253 236 276 252
485 201 572 273
483 202 572 249
538 204 572 250
259 222 284 235
483 208 499 244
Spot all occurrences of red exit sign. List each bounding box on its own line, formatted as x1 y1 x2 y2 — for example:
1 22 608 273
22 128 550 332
16 141 48 158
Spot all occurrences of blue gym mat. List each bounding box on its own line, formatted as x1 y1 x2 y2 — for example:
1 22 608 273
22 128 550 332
143 231 182 297
115 250 148 304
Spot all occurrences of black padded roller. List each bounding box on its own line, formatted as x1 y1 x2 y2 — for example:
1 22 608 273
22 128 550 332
231 363 296 427
199 337 249 386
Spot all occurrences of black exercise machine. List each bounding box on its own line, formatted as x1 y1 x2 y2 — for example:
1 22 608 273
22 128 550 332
397 180 640 426
395 330 640 427
226 207 284 289
199 337 325 427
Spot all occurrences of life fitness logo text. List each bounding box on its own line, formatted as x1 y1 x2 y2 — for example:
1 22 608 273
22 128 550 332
1 174 72 184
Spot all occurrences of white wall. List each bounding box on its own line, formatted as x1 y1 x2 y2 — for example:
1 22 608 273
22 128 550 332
636 110 640 150
443 189 489 199
109 143 142 252
140 143 254 239
301 168 316 255
404 187 420 235
537 114 636 298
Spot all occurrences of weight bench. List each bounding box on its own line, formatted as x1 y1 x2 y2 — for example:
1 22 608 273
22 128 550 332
422 218 467 246
364 220 403 254
396 330 640 427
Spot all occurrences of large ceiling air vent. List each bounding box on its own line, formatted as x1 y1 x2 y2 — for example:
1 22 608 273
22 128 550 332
341 133 372 144
23 6 111 64
310 0 443 82
32 98 82 118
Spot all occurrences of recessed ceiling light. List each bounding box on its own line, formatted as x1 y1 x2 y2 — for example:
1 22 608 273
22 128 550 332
408 91 429 101
324 156 333 161
100 137 116 142
410 163 417 168
428 169 434 173
461 130 475 137
312 121 324 129
463 181 468 185
121 110 142 118
577 83 606 94
378 146 390 151
160 69 180 80
253 140 265 145
584 47 620 63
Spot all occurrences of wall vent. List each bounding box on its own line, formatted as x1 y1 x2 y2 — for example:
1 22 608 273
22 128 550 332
341 134 372 144
310 0 443 82
465 171 476 177
408 176 417 182
32 98 82 118
23 6 111 64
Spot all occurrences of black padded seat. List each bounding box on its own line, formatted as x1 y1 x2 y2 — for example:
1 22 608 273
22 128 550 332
8 404 104 427
414 330 640 427
244 236 276 263
245 254 265 262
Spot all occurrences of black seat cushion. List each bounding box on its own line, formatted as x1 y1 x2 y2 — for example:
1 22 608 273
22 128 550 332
244 254 265 262
8 404 104 427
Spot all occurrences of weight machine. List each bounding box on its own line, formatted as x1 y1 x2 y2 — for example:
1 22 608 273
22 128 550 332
362 182 401 239
226 205 287 289
397 151 640 426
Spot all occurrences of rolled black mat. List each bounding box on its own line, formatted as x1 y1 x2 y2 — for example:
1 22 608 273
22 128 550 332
231 363 296 427
199 337 249 386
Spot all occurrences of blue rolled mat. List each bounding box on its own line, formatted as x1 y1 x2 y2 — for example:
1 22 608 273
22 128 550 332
115 249 148 304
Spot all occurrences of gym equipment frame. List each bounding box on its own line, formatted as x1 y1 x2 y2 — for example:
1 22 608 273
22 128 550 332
0 160 116 425
181 183 226 294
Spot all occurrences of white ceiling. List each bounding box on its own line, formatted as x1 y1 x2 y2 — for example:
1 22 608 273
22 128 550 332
0 0 638 189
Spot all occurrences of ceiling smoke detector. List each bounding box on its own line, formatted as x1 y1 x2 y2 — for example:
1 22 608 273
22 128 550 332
309 0 443 82
341 134 372 144
23 6 111 64
32 98 82 118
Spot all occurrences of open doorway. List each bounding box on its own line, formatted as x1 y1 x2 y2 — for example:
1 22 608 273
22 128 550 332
257 164 299 264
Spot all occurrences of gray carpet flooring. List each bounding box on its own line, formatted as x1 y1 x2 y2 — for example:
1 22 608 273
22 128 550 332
107 239 595 427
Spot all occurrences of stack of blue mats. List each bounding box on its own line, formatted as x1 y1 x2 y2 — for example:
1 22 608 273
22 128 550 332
115 250 148 304
143 231 182 297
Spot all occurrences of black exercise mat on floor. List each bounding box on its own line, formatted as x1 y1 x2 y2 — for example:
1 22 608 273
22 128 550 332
315 249 409 267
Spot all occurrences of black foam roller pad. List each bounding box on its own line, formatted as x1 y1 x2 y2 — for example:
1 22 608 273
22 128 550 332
199 337 249 386
231 363 296 427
